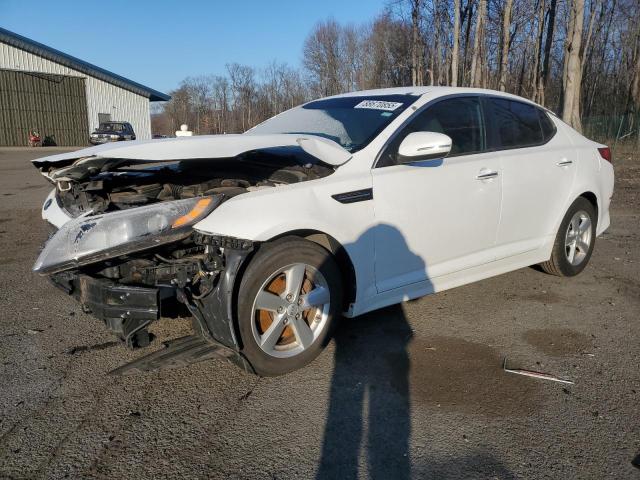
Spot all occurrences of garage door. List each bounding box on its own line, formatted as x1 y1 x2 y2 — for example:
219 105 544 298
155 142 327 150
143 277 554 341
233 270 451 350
0 69 89 146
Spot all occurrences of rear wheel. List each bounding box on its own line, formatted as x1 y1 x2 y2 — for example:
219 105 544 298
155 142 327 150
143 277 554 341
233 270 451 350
237 237 342 376
539 197 596 276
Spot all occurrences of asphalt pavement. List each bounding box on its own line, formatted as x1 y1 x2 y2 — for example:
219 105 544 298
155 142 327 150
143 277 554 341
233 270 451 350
0 147 638 479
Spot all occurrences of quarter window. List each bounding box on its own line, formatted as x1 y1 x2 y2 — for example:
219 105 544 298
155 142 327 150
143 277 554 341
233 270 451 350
489 98 544 148
379 96 485 166
538 110 556 141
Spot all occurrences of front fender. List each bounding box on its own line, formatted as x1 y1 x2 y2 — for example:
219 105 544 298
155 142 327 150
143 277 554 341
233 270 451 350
194 176 372 244
194 174 377 305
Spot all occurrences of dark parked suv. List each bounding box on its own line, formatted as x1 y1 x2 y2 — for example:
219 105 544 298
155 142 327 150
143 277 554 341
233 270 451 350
89 122 136 145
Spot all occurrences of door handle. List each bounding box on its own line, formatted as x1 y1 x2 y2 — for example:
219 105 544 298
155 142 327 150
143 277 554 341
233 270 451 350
476 170 499 180
557 159 573 166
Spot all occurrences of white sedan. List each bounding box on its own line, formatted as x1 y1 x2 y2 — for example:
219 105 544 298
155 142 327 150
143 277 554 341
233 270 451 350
32 87 614 375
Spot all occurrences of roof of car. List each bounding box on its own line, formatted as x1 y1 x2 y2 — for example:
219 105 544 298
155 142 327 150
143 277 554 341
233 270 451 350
330 86 539 105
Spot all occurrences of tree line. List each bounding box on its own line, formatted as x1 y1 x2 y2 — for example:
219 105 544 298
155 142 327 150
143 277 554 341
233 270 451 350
154 0 640 143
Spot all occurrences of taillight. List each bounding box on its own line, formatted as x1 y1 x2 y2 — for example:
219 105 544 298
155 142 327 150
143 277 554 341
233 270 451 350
598 147 612 163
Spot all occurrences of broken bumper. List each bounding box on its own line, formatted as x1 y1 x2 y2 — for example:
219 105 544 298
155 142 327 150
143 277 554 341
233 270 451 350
52 272 165 347
47 243 256 373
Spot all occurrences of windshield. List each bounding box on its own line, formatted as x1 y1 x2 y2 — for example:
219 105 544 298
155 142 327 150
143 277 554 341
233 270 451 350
247 94 418 152
98 123 125 132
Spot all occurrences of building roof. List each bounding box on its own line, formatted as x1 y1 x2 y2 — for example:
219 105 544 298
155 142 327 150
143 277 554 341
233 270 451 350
0 27 170 101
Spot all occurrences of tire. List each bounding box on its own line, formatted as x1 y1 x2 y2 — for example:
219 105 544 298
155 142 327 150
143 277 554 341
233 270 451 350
539 197 597 277
237 236 342 376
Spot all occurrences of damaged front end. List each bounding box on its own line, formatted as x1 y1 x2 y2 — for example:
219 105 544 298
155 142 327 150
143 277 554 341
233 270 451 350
32 140 338 373
45 230 255 372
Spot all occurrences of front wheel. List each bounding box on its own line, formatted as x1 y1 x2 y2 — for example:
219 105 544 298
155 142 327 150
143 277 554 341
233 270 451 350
539 197 597 276
237 237 343 376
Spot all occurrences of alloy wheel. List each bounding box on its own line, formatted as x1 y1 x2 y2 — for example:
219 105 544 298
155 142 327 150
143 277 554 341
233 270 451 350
251 263 331 358
564 210 593 266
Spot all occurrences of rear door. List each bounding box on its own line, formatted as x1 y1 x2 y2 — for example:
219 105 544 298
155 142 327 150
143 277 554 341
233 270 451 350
488 98 577 257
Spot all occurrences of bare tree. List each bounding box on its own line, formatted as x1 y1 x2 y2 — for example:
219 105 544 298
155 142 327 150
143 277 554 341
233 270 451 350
539 0 557 106
531 0 546 102
581 0 600 74
428 0 443 85
562 0 586 130
410 0 423 85
470 0 487 87
227 63 257 131
631 18 640 114
451 0 461 86
341 24 363 91
303 19 343 96
210 76 230 134
498 0 514 91
163 85 194 132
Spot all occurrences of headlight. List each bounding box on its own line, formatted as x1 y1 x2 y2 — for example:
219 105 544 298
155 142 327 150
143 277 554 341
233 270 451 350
110 134 119 140
33 196 221 274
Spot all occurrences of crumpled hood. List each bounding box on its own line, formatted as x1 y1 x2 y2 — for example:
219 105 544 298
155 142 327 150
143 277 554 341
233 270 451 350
32 133 352 182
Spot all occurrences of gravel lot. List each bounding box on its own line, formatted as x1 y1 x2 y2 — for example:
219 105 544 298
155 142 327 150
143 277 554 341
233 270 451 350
0 146 638 479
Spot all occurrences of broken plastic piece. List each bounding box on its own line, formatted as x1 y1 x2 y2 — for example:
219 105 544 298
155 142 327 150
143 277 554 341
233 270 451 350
108 335 254 375
502 358 574 385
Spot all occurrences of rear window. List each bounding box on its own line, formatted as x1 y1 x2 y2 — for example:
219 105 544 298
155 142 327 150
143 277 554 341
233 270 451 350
490 98 544 148
98 123 125 132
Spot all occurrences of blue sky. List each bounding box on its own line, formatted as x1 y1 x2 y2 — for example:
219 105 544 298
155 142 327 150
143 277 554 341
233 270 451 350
1 0 388 94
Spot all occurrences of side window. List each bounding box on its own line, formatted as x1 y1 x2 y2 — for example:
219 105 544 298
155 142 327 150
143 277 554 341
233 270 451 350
538 110 556 141
490 98 544 148
378 96 485 166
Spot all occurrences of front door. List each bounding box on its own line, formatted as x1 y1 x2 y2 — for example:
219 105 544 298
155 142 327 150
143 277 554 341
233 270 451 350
372 96 502 293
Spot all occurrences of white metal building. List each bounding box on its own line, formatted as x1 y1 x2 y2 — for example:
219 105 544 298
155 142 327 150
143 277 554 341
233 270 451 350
0 27 169 146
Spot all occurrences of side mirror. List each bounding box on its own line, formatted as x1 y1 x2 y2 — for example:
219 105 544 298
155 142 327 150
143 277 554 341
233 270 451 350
397 131 452 163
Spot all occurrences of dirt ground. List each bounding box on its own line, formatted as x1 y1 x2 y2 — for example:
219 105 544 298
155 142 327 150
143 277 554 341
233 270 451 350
0 146 638 479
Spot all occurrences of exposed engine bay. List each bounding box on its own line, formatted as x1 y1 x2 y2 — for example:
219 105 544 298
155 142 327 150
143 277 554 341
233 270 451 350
48 149 333 217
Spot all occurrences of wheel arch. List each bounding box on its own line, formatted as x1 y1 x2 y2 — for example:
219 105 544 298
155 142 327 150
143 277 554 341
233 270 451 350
564 191 599 236
555 191 600 236
578 191 599 222
539 190 599 276
266 229 357 310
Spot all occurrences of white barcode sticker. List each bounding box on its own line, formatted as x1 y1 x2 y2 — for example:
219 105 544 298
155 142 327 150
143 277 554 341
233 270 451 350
354 100 403 111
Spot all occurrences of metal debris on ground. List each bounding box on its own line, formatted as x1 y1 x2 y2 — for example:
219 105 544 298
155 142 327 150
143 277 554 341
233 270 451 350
502 358 574 385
